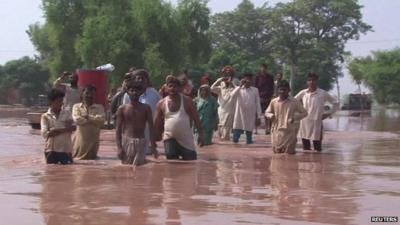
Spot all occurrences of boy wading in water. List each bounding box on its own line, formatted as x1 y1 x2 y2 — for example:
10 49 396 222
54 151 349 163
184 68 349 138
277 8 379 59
41 89 76 164
116 81 158 166
265 80 307 154
154 76 204 160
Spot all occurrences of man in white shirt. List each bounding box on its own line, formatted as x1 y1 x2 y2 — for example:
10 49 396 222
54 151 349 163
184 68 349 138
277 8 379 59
295 73 339 151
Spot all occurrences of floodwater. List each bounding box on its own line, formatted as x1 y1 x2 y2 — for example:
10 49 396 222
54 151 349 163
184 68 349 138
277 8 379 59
0 108 400 225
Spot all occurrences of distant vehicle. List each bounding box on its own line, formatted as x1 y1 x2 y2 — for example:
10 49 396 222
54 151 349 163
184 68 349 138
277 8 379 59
341 93 372 111
27 95 47 129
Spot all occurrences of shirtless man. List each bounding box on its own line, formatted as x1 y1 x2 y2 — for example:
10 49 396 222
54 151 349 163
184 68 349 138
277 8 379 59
154 76 204 160
116 81 158 166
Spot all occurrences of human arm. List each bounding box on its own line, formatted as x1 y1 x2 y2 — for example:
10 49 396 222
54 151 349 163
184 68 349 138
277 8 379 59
265 101 275 120
40 114 51 139
146 105 159 159
229 86 241 98
110 92 121 116
323 92 339 119
294 90 305 102
210 77 223 95
153 100 165 142
72 104 88 125
293 100 308 122
41 113 75 139
115 106 124 159
53 72 70 89
88 105 106 127
185 97 204 147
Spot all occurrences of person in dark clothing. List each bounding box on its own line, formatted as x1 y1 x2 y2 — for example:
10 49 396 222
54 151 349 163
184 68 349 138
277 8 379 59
254 63 274 134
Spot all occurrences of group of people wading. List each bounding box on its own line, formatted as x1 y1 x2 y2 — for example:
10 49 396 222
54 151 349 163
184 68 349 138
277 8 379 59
41 63 339 166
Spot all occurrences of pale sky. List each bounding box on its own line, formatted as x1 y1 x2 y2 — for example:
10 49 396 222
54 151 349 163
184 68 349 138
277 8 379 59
1 0 399 95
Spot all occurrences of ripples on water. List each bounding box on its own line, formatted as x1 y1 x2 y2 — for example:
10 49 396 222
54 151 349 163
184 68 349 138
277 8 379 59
0 110 399 225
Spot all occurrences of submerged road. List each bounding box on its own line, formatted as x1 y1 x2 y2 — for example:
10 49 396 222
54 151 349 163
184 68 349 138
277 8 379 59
0 110 399 225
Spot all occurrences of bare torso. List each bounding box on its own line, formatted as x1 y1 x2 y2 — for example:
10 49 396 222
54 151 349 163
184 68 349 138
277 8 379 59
121 102 150 138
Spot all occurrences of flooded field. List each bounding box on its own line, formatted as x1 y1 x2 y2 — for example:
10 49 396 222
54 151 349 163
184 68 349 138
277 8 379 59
0 109 399 225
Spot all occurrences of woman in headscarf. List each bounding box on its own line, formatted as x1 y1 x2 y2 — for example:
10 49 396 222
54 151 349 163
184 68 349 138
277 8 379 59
193 85 218 145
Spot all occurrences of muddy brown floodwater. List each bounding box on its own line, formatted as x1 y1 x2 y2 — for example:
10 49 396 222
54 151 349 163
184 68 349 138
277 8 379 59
0 108 399 225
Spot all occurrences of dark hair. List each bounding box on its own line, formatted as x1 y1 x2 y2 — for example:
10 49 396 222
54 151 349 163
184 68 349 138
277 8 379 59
307 72 319 80
261 63 268 69
242 72 254 78
47 89 65 102
82 84 97 93
126 80 144 90
132 69 149 79
166 76 182 87
221 66 234 77
277 80 290 89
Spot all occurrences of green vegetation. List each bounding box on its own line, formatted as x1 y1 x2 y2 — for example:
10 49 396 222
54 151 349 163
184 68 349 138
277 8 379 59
348 48 400 105
0 0 372 105
0 57 50 105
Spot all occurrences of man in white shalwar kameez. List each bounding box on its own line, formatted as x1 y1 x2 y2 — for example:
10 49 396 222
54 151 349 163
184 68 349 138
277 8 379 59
231 73 263 144
295 73 339 151
211 66 237 141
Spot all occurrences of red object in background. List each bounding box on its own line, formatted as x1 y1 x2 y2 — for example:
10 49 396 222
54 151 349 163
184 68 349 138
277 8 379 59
76 69 108 108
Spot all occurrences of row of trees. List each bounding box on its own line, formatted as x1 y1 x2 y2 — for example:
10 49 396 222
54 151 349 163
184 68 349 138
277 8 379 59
28 0 370 92
0 57 49 105
348 48 400 105
0 0 371 105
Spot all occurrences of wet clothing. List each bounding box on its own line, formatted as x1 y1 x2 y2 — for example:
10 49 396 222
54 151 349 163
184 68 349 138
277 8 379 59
41 109 73 153
266 97 308 154
121 136 146 165
44 151 72 164
123 87 161 154
163 94 196 153
211 78 236 141
295 88 339 141
72 103 105 160
254 73 274 109
53 78 82 112
232 129 253 144
164 139 197 160
193 89 218 145
302 139 322 151
231 86 263 132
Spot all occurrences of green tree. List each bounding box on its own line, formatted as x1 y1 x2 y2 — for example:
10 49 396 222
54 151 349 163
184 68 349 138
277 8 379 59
76 0 144 87
209 0 274 73
347 56 364 93
28 0 86 79
1 57 50 106
270 0 371 94
348 49 400 105
176 0 211 65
